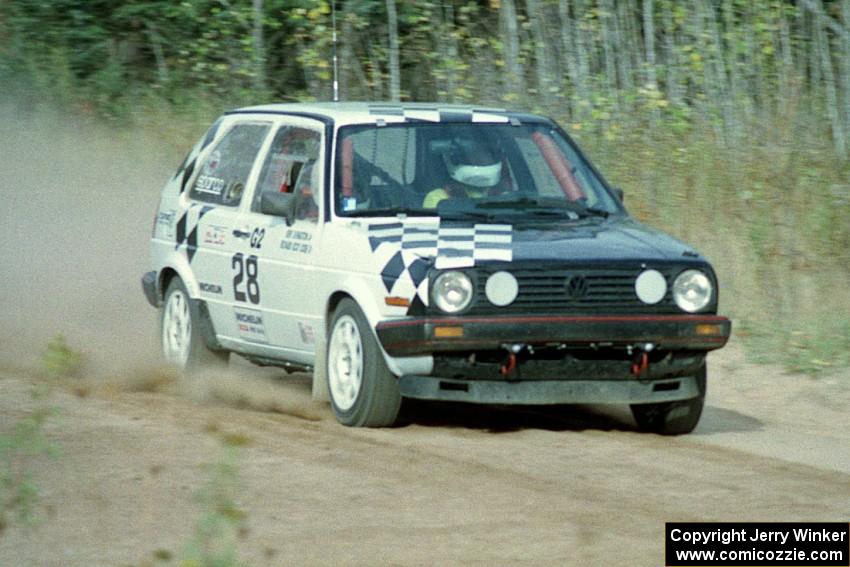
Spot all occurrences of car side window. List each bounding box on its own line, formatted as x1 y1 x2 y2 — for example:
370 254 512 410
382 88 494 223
189 122 271 206
252 126 321 217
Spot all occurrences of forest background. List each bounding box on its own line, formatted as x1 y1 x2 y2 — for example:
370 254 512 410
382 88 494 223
2 0 849 373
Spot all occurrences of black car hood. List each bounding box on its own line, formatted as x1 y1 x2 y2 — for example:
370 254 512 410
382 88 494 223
507 217 698 262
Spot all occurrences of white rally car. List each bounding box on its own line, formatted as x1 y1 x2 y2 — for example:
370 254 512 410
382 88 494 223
143 102 730 434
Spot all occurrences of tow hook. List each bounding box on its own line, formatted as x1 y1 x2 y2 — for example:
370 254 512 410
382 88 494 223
630 343 655 376
500 343 525 377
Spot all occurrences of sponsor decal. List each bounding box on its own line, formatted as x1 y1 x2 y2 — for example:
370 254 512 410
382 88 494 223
298 322 315 345
194 174 225 196
199 282 223 295
202 224 228 246
280 228 313 254
156 209 176 226
234 307 268 343
206 150 222 171
156 209 177 239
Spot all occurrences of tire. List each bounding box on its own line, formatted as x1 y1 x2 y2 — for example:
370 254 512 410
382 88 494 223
160 277 228 371
327 299 401 427
630 364 706 435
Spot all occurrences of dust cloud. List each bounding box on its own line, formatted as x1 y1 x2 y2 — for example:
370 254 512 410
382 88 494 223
0 101 175 374
0 100 329 418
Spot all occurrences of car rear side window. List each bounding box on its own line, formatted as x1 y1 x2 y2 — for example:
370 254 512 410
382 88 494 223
189 122 271 207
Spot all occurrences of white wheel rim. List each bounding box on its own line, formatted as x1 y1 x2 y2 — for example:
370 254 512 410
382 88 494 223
162 289 191 367
328 315 363 412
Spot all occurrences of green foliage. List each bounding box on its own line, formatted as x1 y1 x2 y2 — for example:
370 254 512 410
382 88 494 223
0 405 58 534
42 335 82 378
179 438 250 567
3 0 849 373
581 112 850 376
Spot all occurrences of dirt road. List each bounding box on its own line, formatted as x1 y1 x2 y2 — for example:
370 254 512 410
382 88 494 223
1 104 847 567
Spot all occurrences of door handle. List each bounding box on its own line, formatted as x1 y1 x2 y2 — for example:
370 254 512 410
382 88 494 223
232 229 250 239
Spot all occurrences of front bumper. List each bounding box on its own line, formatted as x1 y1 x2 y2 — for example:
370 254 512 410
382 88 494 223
399 373 701 404
376 314 731 357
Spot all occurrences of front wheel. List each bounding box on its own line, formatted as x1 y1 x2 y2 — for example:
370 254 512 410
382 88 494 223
327 299 401 427
630 364 707 435
160 277 228 371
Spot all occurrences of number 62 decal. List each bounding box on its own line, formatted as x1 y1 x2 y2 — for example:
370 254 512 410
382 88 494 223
232 253 260 304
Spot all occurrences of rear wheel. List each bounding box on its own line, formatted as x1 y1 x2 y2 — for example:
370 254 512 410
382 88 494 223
630 364 706 435
160 277 228 371
327 299 401 427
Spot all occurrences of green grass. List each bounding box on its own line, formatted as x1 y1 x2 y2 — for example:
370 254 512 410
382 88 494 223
42 335 83 379
9 74 850 377
0 397 58 534
576 114 850 376
178 434 252 567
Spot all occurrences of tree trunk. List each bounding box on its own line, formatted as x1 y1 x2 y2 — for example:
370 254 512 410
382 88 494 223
252 0 266 92
643 0 658 123
778 2 794 104
704 0 733 140
444 3 460 101
800 0 850 42
574 0 592 116
559 0 587 118
340 1 371 99
841 0 850 142
661 0 681 108
614 0 633 109
643 0 657 90
501 0 523 100
368 43 384 100
814 0 847 155
386 0 401 102
599 0 619 112
527 0 553 108
144 21 169 84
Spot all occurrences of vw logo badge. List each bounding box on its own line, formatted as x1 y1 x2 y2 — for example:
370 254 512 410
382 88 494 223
565 275 589 300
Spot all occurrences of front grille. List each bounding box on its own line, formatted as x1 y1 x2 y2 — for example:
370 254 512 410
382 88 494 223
470 264 679 314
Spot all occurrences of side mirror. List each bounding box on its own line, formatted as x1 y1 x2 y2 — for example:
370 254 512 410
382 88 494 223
613 187 624 203
261 192 297 225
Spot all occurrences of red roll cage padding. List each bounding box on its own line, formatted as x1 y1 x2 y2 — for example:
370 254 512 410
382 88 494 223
341 137 354 197
531 131 585 201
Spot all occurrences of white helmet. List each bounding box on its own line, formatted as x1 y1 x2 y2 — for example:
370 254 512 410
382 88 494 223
440 137 502 188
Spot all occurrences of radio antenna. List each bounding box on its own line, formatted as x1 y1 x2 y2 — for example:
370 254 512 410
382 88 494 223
332 1 339 102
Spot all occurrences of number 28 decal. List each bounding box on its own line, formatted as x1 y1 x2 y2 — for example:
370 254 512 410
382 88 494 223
232 253 260 304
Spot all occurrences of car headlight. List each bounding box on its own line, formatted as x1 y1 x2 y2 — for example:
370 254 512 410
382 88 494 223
673 269 713 312
432 271 474 313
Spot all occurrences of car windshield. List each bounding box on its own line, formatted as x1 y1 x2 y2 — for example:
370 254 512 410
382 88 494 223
334 122 620 219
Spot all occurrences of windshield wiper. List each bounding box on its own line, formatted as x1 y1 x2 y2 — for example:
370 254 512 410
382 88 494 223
472 195 609 219
438 209 500 222
345 207 436 217
582 206 610 218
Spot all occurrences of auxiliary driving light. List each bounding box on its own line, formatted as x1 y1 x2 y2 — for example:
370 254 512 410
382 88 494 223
485 271 519 307
635 269 667 304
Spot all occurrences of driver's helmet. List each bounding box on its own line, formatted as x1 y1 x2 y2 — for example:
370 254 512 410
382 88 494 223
438 134 502 188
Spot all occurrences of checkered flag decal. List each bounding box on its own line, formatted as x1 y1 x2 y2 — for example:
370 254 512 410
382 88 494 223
368 220 513 305
175 203 214 263
434 224 512 269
